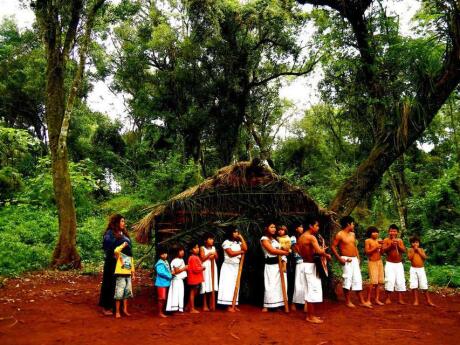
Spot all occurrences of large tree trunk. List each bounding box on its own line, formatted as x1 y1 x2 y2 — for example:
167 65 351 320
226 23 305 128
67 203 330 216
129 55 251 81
35 0 106 268
44 51 81 268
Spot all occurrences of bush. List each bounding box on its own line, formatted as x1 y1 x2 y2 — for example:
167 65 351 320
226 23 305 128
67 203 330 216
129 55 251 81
0 205 57 276
0 166 23 200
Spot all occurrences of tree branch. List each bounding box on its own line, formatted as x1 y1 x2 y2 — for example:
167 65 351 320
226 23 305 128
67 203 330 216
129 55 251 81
58 0 107 157
249 56 320 88
62 0 84 60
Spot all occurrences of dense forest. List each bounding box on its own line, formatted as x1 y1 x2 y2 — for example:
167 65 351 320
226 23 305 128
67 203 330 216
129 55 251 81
0 0 459 287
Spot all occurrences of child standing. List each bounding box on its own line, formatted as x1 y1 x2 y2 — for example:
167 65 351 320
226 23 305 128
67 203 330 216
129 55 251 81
200 233 219 311
113 237 135 318
154 246 172 318
187 243 205 313
217 226 247 312
364 226 385 305
382 224 406 304
408 236 436 306
166 245 188 313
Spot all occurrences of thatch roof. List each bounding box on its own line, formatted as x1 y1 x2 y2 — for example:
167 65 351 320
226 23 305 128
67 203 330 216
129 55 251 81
134 159 336 245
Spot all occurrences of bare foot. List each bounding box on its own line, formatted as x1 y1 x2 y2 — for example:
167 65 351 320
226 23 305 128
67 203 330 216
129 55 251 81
235 307 241 312
261 307 268 313
123 311 131 316
385 298 392 305
345 302 356 308
398 300 407 305
102 309 113 316
427 302 436 307
159 313 168 318
375 300 385 306
306 317 324 324
291 304 297 311
413 301 419 306
203 307 210 312
115 313 121 319
227 307 236 313
190 309 200 314
359 302 373 309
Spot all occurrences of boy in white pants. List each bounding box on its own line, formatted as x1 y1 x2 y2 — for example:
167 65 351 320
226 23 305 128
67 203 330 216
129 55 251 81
408 236 435 306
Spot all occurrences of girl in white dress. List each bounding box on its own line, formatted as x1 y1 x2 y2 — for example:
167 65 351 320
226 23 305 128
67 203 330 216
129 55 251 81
166 245 188 313
217 226 247 312
260 222 290 312
200 233 219 311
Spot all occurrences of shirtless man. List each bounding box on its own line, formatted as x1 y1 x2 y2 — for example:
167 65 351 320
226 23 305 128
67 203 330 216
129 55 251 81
331 216 372 308
296 217 331 324
382 224 406 304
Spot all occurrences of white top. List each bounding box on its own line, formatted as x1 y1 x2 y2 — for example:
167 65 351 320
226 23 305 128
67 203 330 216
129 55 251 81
260 236 280 258
222 240 241 264
171 258 187 280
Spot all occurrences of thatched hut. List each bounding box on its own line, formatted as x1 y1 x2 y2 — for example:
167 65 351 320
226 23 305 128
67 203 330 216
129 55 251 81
134 159 337 304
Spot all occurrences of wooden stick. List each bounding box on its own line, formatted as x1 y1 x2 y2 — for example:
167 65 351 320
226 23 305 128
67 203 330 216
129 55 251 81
232 253 245 309
278 256 289 313
211 257 216 311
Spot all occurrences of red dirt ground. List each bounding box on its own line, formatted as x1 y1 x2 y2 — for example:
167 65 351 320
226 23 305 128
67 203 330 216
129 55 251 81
0 270 459 345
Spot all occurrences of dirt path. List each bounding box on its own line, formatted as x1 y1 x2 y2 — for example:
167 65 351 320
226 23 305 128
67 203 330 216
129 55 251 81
0 270 459 345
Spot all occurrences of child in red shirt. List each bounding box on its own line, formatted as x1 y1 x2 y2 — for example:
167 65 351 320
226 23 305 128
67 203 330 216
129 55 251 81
187 242 205 313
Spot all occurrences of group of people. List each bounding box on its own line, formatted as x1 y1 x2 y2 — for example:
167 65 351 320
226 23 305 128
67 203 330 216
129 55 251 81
332 216 435 311
98 214 435 323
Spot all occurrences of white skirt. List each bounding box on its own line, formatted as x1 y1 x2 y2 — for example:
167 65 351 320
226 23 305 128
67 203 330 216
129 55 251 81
165 278 184 312
264 264 287 308
201 258 219 293
217 262 239 305
292 262 306 304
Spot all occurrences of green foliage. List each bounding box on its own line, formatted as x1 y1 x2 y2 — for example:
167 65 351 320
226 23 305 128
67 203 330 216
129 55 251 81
0 19 46 139
0 166 23 199
18 157 106 218
0 127 41 174
0 205 56 276
133 153 203 203
76 216 106 263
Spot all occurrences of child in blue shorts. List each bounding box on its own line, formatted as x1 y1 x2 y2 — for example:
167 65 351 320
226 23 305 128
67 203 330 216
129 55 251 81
114 237 135 318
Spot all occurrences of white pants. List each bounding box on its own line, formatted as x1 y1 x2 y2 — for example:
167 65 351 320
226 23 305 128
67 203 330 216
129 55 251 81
292 262 306 304
385 261 406 292
301 262 323 303
410 267 428 290
341 256 362 291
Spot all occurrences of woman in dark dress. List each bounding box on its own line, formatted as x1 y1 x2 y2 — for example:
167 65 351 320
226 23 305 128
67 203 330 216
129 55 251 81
98 214 127 315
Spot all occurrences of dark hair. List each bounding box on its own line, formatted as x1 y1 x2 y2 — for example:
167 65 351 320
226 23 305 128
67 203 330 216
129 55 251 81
389 224 399 231
189 242 200 253
366 226 379 238
157 245 168 255
224 225 239 241
105 213 130 239
290 222 303 237
202 232 215 243
339 216 355 229
171 244 185 257
305 216 320 229
409 235 420 244
263 221 276 236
